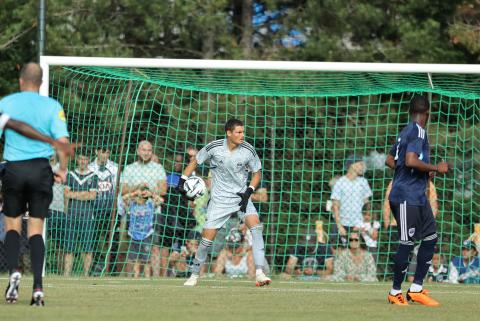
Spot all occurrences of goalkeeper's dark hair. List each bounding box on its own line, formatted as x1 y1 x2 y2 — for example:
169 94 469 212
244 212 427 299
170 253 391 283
224 118 244 133
409 95 430 115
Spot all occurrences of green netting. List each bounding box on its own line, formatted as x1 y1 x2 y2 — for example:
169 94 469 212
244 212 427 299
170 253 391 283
43 65 479 282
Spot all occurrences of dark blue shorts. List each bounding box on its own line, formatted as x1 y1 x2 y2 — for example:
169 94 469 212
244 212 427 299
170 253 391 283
390 201 437 245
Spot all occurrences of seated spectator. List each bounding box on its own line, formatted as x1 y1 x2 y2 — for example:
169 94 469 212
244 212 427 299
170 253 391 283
281 221 333 280
123 185 163 278
358 211 380 261
213 228 255 279
448 240 480 284
332 232 377 282
168 231 200 277
427 252 448 283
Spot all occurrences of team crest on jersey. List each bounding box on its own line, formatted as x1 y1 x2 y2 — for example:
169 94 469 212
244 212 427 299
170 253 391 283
408 228 416 237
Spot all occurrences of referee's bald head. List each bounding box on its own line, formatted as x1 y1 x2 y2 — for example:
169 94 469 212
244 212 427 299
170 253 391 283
20 62 43 88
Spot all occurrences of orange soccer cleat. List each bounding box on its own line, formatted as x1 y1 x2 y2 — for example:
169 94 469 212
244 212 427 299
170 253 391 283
406 290 440 307
387 293 409 306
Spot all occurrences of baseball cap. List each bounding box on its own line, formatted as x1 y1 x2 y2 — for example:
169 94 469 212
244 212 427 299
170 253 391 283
344 154 365 170
462 239 476 250
225 228 243 247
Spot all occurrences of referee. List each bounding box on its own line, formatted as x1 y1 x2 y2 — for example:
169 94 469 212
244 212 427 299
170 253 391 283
1 62 71 306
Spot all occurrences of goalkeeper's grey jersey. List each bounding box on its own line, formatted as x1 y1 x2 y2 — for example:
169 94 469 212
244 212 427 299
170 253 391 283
196 139 261 207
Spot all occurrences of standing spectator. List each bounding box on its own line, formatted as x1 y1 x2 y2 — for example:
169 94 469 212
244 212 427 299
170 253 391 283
88 147 118 274
123 186 163 278
64 153 98 276
164 153 195 259
1 62 74 306
281 221 333 280
120 140 167 276
332 232 377 282
426 252 448 283
331 155 372 247
47 155 66 273
359 212 380 262
448 240 480 284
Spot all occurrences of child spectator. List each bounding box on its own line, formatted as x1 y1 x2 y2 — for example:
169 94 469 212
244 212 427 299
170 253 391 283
359 212 380 261
123 185 163 278
427 252 448 283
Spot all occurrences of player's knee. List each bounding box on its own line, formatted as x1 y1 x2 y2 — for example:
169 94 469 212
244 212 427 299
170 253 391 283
394 244 413 266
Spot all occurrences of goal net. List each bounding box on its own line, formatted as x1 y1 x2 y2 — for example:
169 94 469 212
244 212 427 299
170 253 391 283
39 57 479 280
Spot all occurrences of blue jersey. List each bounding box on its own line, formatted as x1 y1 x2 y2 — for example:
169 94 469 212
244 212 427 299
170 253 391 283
0 92 69 161
127 200 155 241
388 122 430 206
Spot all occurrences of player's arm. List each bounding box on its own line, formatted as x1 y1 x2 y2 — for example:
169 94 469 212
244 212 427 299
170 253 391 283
405 152 448 173
385 154 395 169
4 118 75 157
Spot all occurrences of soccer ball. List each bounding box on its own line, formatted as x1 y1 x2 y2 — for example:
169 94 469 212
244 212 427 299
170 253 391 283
183 176 207 199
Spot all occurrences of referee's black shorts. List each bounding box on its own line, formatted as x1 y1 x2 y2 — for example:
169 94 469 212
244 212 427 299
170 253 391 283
1 158 53 219
389 201 437 244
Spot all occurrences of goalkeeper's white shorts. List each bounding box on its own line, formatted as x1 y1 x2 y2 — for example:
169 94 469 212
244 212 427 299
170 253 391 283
203 200 258 229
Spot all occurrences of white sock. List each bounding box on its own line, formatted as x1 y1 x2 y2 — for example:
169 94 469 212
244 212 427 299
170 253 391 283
390 289 402 296
256 268 264 276
409 283 422 292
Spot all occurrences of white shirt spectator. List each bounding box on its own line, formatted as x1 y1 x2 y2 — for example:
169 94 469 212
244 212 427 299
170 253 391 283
331 176 372 227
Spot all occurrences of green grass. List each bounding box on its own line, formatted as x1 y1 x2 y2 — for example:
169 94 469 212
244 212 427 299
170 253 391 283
2 276 479 321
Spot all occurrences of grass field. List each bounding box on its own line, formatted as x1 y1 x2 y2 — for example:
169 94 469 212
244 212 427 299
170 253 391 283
2 276 479 321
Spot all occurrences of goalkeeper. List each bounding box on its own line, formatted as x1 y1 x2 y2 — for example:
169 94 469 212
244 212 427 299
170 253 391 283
178 118 271 287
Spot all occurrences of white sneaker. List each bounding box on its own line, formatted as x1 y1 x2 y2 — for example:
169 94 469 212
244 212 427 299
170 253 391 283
184 274 199 287
5 271 21 303
255 272 271 287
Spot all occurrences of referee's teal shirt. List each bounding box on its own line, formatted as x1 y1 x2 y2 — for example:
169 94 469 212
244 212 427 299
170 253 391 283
0 91 69 161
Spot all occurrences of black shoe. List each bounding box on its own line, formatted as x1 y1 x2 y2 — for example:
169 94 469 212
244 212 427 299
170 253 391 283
30 289 44 307
5 271 21 304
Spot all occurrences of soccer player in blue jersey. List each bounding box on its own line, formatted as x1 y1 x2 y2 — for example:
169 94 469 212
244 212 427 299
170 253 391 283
178 118 271 287
1 63 72 306
385 95 448 306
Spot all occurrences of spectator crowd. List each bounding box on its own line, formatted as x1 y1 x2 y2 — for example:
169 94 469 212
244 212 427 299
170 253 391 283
0 147 479 284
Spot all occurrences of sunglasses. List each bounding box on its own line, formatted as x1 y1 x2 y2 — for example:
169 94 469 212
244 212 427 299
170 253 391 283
349 238 359 242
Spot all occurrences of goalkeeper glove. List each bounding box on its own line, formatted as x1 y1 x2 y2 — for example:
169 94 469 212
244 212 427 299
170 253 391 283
177 175 188 195
177 175 195 201
236 187 254 212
